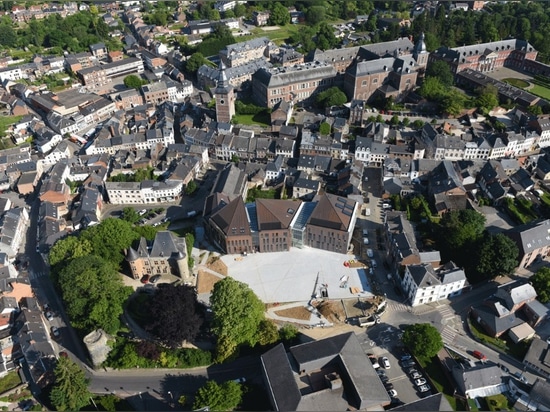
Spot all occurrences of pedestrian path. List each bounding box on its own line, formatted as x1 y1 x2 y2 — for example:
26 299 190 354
386 301 409 313
437 305 455 321
29 270 47 280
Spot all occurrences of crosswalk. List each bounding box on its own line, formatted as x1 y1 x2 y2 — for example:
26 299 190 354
386 301 410 313
440 326 457 345
29 271 47 280
437 305 455 321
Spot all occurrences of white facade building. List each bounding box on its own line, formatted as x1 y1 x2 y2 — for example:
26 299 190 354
105 180 183 205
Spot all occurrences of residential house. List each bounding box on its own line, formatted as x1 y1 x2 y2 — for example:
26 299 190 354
451 364 507 399
401 261 467 306
293 177 321 200
504 219 550 268
524 339 550 379
0 208 30 259
105 180 183 205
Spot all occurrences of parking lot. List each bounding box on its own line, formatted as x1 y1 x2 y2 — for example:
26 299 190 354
356 326 434 406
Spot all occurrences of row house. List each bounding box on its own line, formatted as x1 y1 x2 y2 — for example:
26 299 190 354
505 219 550 268
530 117 550 148
85 133 149 155
39 160 71 205
111 89 145 110
105 180 183 204
293 177 321 200
0 207 30 259
300 130 332 157
0 67 24 83
138 49 167 71
64 52 97 73
0 145 32 174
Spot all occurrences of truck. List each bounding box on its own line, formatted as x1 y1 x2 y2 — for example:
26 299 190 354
357 314 380 328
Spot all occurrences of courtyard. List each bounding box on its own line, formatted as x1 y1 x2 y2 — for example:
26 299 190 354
221 248 374 303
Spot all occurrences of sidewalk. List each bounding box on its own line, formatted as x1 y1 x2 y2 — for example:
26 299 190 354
266 301 333 328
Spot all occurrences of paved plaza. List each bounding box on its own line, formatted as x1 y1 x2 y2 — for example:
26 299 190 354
221 248 373 303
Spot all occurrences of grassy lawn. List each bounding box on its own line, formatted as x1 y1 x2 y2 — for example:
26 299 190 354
0 115 23 138
247 24 303 44
468 398 479 411
233 112 271 127
0 371 21 394
529 84 550 100
417 357 466 411
486 393 512 411
502 78 530 88
246 186 279 202
81 395 134 411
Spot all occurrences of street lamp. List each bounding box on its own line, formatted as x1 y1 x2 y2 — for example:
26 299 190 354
168 391 174 408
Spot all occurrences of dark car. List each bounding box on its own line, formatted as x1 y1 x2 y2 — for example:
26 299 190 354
384 383 394 390
141 275 150 284
150 275 161 284
379 375 389 383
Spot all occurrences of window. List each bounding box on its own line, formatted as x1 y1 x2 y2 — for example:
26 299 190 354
372 78 378 84
361 80 367 86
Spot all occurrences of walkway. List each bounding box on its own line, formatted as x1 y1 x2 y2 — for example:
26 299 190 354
266 301 333 327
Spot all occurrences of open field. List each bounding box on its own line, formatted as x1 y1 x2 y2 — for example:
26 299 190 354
529 84 550 100
232 112 271 126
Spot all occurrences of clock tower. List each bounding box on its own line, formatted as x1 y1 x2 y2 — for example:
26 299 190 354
214 62 235 123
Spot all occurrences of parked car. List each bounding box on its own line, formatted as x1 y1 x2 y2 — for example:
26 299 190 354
362 229 369 236
411 372 422 380
415 378 427 386
138 209 147 216
371 358 380 369
379 375 389 383
150 275 161 284
387 389 397 397
363 237 369 245
419 385 431 393
59 351 68 358
141 275 150 284
402 360 416 367
401 354 412 362
377 370 386 377
371 259 377 268
45 311 54 321
472 350 487 361
407 368 418 375
384 383 394 390
367 248 374 258
233 377 246 384
513 372 529 384
51 326 60 338
382 357 391 369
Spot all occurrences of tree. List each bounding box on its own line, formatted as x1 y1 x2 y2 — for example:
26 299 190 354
426 60 454 87
145 284 203 348
80 218 140 267
210 278 265 360
306 6 326 25
279 323 299 343
269 2 290 26
50 357 91 411
185 52 207 75
122 207 140 224
315 86 348 107
124 74 145 89
402 117 410 127
185 180 198 195
58 255 132 334
193 380 243 411
419 76 446 101
48 235 93 269
316 22 338 50
531 267 550 303
473 233 519 281
390 115 400 126
476 85 499 113
256 319 279 346
319 122 331 135
412 119 425 129
402 323 443 359
0 24 17 47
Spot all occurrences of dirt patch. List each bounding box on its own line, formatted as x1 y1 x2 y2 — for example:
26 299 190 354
197 270 224 294
274 306 312 321
206 256 228 276
314 300 346 324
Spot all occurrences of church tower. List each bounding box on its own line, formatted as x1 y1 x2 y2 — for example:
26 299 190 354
413 32 429 68
214 62 235 123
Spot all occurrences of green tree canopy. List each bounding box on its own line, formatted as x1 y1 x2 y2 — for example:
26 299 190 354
185 180 198 195
185 52 207 75
476 85 499 114
315 86 348 108
48 235 93 270
124 74 145 89
531 267 550 303
436 209 486 263
210 277 265 361
0 24 17 47
269 2 290 26
472 233 519 282
319 122 331 135
50 357 91 411
402 323 443 359
122 207 140 224
58 255 132 334
426 60 454 87
80 218 140 267
193 380 243 411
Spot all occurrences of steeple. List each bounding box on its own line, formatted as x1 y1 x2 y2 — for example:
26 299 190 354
413 32 428 68
214 61 235 123
126 247 139 262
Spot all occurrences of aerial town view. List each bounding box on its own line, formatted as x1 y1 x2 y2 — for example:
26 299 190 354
3 0 550 410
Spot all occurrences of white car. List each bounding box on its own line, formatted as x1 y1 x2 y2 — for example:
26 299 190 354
367 248 374 258
233 377 246 384
45 311 54 321
387 389 397 397
51 326 60 338
419 385 431 393
363 237 369 245
415 378 427 386
382 357 391 369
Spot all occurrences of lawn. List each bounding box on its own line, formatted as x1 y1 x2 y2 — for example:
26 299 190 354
247 24 303 44
468 318 529 360
0 371 21 394
502 78 530 88
529 84 550 100
417 357 466 411
233 112 271 127
486 393 512 411
0 115 23 137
